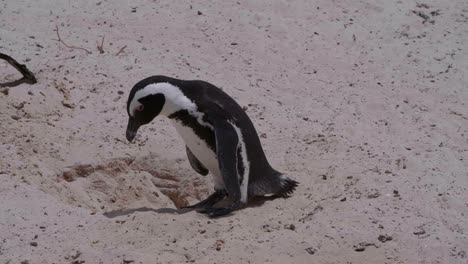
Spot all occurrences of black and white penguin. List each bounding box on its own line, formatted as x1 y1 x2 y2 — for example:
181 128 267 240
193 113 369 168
126 75 298 217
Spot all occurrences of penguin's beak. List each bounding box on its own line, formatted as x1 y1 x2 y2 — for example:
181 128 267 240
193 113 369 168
126 117 140 142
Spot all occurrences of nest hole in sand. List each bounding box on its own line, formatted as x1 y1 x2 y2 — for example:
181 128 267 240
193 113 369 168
56 155 208 212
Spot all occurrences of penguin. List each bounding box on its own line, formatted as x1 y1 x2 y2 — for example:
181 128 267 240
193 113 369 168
126 75 298 217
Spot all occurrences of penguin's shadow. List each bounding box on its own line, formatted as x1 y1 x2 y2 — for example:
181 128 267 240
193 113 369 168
102 196 279 218
245 195 280 208
103 207 191 218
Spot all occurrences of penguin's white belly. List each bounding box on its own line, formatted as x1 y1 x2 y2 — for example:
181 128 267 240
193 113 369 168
171 120 224 188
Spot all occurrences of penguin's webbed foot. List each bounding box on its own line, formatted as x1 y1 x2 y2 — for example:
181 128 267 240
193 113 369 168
200 201 242 218
180 190 227 210
203 207 233 218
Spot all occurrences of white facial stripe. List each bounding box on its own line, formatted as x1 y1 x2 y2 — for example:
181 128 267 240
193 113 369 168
230 121 250 203
130 82 214 130
129 82 195 117
129 101 142 117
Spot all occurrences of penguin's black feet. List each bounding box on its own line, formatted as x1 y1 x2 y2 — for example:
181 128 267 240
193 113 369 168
181 190 227 210
200 201 242 218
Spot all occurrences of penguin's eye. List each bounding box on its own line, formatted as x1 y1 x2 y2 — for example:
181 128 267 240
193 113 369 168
136 105 144 112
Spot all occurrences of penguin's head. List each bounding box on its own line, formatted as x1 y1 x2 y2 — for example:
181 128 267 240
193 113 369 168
126 78 167 142
126 93 165 142
126 76 192 142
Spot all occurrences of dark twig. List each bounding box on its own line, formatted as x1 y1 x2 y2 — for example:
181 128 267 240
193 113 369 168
0 53 37 88
115 45 127 56
54 25 92 54
97 36 105 54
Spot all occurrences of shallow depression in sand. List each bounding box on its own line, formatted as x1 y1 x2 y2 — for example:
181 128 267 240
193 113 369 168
54 154 208 213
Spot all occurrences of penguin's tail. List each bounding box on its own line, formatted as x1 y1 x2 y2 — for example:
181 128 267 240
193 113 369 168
276 174 299 198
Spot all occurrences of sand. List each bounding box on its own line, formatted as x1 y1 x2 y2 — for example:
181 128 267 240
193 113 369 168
1 0 467 263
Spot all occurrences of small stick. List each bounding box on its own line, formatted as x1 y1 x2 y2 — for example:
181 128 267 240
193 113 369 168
115 45 127 56
0 53 37 88
55 25 92 54
97 36 105 54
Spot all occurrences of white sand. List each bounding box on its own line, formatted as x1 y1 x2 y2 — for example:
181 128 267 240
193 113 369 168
1 0 467 263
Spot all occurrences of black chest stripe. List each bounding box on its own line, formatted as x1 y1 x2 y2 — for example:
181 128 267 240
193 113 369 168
168 110 217 152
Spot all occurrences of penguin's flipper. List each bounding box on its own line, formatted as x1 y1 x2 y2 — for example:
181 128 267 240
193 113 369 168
186 146 209 176
204 119 242 218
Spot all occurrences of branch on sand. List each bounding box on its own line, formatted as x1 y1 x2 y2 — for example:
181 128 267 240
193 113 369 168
115 45 127 56
97 36 105 54
54 25 92 54
0 53 37 88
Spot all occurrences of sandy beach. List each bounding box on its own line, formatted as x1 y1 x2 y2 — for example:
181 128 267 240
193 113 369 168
1 0 467 263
